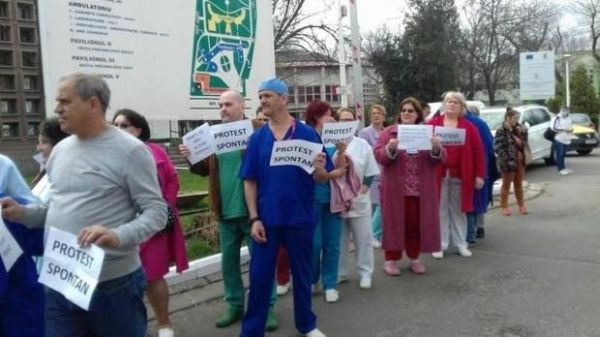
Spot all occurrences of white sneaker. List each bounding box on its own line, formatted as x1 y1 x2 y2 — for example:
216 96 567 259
432 251 444 259
158 327 174 337
305 328 327 337
457 246 472 257
324 289 339 303
565 168 573 173
371 240 382 248
559 169 571 175
359 277 372 289
311 283 321 295
276 282 290 296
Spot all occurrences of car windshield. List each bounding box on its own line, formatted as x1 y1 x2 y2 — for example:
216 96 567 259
570 113 590 125
479 111 505 131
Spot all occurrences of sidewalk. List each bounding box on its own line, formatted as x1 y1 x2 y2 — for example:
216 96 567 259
147 181 544 328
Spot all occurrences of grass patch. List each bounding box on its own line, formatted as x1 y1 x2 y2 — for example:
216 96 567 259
177 169 208 193
187 239 219 259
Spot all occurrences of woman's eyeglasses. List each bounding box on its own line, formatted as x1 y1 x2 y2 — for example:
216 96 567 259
400 109 416 114
114 123 132 129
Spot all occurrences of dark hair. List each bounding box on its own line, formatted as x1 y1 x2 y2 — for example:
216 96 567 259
304 100 332 127
397 97 424 124
40 119 69 146
504 107 519 121
112 108 151 141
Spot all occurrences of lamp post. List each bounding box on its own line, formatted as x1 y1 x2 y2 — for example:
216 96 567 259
564 54 571 108
337 0 348 108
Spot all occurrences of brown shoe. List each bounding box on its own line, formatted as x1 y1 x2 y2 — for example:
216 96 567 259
519 206 528 215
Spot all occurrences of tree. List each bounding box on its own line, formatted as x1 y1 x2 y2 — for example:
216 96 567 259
547 65 599 118
460 0 557 104
570 65 600 116
272 0 336 57
364 27 411 111
572 0 600 63
402 0 461 102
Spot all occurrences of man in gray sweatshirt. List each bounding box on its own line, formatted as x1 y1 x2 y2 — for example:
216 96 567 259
0 72 167 337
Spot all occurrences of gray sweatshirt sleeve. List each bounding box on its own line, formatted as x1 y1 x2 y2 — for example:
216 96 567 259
112 145 168 249
21 203 47 228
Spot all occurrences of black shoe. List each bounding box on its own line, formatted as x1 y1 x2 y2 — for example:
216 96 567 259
476 228 485 239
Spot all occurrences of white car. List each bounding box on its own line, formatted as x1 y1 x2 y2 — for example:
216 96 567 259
479 105 554 165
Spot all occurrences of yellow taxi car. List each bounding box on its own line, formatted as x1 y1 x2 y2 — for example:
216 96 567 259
569 124 599 155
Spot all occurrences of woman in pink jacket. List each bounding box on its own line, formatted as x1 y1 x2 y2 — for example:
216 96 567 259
113 109 189 337
374 97 445 276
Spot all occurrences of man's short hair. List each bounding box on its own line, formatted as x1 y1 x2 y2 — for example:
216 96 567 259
59 72 111 112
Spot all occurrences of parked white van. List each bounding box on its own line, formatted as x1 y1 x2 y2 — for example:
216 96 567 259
479 105 554 165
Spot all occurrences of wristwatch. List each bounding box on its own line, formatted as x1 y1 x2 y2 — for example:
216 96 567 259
248 217 260 225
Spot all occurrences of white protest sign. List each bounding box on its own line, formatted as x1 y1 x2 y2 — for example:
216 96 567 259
434 126 466 146
397 125 433 151
211 119 253 154
0 207 23 272
31 174 51 204
33 153 44 169
270 139 324 174
321 121 359 148
38 227 105 311
182 122 217 165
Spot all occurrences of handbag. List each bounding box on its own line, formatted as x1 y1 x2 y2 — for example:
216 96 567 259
543 127 556 141
164 206 177 232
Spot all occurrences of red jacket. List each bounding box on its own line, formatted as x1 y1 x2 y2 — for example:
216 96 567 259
427 116 485 213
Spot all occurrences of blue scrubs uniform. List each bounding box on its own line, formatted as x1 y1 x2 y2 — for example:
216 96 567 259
238 120 331 337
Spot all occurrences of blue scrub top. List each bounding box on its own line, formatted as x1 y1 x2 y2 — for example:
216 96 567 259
239 119 332 230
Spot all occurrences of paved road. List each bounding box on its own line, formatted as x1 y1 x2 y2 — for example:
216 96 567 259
158 153 600 337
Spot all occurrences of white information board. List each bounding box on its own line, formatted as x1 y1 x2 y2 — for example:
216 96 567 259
38 0 276 121
520 51 556 100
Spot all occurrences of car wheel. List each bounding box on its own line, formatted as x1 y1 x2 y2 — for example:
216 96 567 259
577 149 592 155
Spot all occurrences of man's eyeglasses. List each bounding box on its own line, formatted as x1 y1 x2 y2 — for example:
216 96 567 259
114 123 132 129
257 118 269 122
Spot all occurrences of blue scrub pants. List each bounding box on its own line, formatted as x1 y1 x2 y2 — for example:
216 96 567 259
240 227 316 337
312 203 342 290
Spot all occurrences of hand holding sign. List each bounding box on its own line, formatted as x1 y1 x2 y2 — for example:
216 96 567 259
78 225 120 248
321 121 359 148
182 123 217 165
0 197 25 223
397 125 433 151
39 227 105 310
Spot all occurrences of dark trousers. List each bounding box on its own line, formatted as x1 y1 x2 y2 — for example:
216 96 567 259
240 227 316 337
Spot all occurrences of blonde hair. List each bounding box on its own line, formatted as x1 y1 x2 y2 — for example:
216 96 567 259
336 107 355 120
369 104 387 116
442 91 467 115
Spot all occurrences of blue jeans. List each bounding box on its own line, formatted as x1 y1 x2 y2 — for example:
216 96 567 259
46 268 147 337
312 203 342 290
553 141 568 171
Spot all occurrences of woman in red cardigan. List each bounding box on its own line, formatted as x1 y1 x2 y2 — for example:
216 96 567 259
374 97 445 276
427 92 485 259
